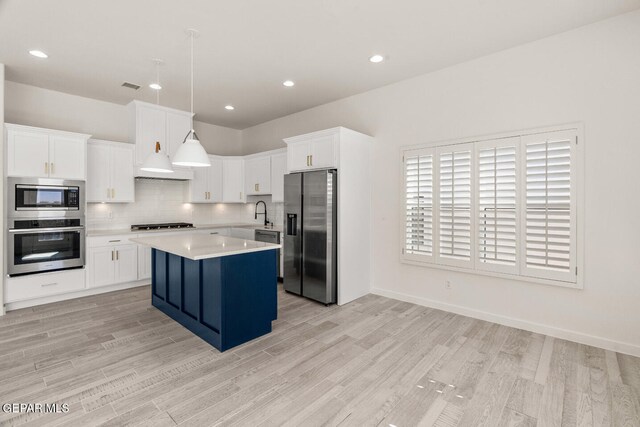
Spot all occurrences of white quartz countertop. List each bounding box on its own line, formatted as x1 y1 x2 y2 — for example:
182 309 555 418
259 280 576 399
130 234 281 261
87 223 282 237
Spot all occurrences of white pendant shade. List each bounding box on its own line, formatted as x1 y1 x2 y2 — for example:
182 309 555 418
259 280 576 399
172 132 211 167
140 142 174 173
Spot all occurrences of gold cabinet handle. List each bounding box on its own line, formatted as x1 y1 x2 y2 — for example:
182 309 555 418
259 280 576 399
51 163 55 174
44 162 48 175
239 192 242 200
111 250 114 261
111 188 115 199
310 155 312 166
116 250 119 260
306 155 309 166
107 188 110 199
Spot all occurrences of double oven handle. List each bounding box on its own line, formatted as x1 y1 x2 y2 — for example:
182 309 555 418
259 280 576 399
9 226 85 234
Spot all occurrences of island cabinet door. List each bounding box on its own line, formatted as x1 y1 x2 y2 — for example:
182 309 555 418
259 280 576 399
152 250 167 301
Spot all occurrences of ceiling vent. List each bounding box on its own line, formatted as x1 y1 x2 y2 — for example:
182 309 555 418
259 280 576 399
121 82 141 90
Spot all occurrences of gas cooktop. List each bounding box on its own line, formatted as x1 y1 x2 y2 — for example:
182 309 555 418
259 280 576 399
131 222 194 231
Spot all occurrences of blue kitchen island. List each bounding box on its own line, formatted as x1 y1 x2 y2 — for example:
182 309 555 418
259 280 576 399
131 233 280 352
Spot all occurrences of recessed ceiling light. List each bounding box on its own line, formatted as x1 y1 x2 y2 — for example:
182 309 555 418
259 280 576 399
283 80 295 87
149 83 162 90
225 105 235 110
369 54 384 63
29 50 48 59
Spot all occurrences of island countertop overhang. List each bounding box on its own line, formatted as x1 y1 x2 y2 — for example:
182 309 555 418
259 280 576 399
131 234 281 261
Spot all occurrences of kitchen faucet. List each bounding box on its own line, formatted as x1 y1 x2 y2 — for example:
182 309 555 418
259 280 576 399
255 201 268 226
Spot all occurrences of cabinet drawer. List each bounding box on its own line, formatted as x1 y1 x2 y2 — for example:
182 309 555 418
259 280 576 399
5 269 86 303
88 234 135 247
195 228 231 236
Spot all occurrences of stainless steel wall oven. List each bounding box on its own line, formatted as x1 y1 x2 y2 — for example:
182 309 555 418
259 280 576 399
7 178 86 276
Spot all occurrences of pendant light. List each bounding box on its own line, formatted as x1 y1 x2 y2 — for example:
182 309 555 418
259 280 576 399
140 142 174 173
172 29 211 167
141 60 174 173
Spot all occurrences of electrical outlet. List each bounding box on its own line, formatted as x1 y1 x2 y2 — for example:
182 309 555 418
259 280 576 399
445 280 452 290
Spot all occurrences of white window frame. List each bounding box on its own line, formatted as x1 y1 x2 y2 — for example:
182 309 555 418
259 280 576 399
403 147 435 264
519 129 577 283
474 136 520 276
400 123 584 290
435 143 474 269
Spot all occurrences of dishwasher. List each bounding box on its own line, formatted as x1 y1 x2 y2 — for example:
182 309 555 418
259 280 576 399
254 229 281 280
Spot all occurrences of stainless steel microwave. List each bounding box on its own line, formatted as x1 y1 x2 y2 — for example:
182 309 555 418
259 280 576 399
8 178 84 218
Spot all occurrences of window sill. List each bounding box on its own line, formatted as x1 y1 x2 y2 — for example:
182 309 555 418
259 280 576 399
400 257 583 290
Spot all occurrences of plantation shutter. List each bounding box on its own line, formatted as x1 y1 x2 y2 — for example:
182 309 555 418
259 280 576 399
404 148 434 261
476 137 519 274
437 144 473 267
520 130 577 282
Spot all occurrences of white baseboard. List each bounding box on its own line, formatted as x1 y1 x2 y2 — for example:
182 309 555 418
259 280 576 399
5 280 150 311
371 287 640 358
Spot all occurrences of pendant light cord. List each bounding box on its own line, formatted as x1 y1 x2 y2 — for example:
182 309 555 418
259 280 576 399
190 31 194 119
156 62 160 105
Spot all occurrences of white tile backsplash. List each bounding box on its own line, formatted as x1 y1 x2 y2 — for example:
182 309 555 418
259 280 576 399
247 195 284 227
87 179 284 230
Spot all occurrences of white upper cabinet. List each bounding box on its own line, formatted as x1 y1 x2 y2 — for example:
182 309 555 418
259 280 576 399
285 129 338 172
134 104 166 162
128 101 193 173
245 155 271 195
166 111 192 162
186 155 223 203
87 142 111 201
48 135 87 179
309 134 337 169
287 140 310 172
270 152 287 203
209 157 224 202
188 162 209 203
87 139 135 203
6 124 89 180
222 158 245 203
110 144 135 202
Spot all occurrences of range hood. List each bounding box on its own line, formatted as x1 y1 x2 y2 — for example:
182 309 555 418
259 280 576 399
134 166 194 180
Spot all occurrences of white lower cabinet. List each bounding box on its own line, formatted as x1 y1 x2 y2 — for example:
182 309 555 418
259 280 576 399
138 245 152 280
4 269 86 303
115 245 138 283
229 227 256 240
88 246 117 288
196 228 231 237
87 235 139 288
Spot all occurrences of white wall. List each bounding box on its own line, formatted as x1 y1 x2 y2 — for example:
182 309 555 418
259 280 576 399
0 64 5 315
241 11 640 355
4 81 243 155
87 179 260 230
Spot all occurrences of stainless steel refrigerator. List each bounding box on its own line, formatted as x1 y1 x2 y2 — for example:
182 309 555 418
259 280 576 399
283 170 337 305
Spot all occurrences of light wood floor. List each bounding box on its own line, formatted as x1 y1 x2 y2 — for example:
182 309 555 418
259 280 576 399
1 285 639 426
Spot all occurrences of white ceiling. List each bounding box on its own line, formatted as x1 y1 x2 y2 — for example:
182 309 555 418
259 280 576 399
1 0 639 129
